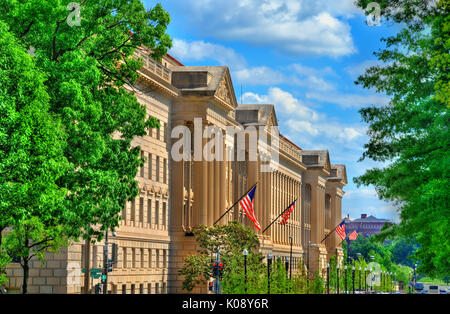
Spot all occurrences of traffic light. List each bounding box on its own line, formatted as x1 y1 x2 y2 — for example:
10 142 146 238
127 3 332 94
218 262 224 277
212 263 218 277
95 283 102 294
107 258 113 273
101 274 107 284
208 281 214 292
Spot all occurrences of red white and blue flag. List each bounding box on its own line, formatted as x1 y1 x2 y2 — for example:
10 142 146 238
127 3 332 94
239 185 261 230
280 200 296 225
335 220 346 240
349 223 361 240
349 230 359 240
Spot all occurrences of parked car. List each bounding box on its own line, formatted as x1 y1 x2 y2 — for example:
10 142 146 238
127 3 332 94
428 285 439 294
414 282 424 291
420 290 428 294
439 289 447 294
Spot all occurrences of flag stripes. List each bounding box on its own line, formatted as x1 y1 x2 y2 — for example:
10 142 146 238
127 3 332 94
239 185 261 230
336 220 346 240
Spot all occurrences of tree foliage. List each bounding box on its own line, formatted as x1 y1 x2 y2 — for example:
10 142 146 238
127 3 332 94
0 19 69 292
0 0 172 241
354 0 449 278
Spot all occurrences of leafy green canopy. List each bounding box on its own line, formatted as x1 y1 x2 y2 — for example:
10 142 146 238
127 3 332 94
354 0 449 278
0 19 69 286
179 221 325 294
0 0 172 240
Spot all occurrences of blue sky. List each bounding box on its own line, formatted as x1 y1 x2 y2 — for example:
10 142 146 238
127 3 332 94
145 0 401 222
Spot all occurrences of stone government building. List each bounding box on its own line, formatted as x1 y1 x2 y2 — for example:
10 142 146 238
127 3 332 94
4 48 347 294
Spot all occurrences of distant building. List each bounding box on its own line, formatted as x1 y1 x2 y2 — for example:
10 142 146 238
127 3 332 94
344 214 392 237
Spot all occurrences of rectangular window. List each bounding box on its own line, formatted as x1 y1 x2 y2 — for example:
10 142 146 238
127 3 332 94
139 197 144 223
157 122 161 141
140 151 145 177
147 283 152 294
148 153 152 180
156 156 160 182
156 250 160 268
122 285 126 294
163 250 167 268
162 202 167 228
155 283 160 294
123 248 127 269
141 248 145 268
132 248 136 268
147 199 152 224
131 199 136 222
131 284 135 295
162 282 166 294
122 203 127 221
148 249 152 268
140 284 144 295
163 158 167 184
155 201 160 226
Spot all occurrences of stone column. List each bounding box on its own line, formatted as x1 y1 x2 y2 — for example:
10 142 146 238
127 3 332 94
170 120 186 232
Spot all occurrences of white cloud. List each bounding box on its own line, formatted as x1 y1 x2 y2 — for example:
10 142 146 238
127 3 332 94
164 0 359 57
234 66 286 86
243 87 321 121
243 87 365 144
345 189 378 199
170 39 247 70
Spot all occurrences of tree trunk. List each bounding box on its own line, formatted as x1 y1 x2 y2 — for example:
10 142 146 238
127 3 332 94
22 258 29 294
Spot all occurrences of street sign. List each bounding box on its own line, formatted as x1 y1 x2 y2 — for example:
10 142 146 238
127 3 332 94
81 268 102 278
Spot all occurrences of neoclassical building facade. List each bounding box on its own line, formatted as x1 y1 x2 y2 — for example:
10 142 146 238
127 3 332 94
4 48 347 294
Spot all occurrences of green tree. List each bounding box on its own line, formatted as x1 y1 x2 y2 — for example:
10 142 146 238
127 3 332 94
0 20 69 293
0 0 172 243
178 221 265 293
354 0 450 278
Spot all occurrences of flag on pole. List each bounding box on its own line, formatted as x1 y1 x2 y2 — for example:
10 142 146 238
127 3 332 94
349 230 359 240
239 185 261 230
335 220 346 240
280 200 296 225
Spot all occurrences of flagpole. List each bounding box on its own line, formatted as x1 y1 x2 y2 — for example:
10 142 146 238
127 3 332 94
262 199 297 234
213 183 258 225
320 219 344 243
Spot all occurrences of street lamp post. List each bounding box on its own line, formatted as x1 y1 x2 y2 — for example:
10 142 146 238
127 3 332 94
364 267 368 293
337 263 340 294
243 249 248 294
326 263 330 294
352 266 355 294
358 266 361 292
285 257 289 279
344 265 347 294
267 253 273 294
289 235 293 280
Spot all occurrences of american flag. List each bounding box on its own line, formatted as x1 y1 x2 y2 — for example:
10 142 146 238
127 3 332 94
349 230 359 240
335 220 346 240
239 185 261 230
280 200 296 225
